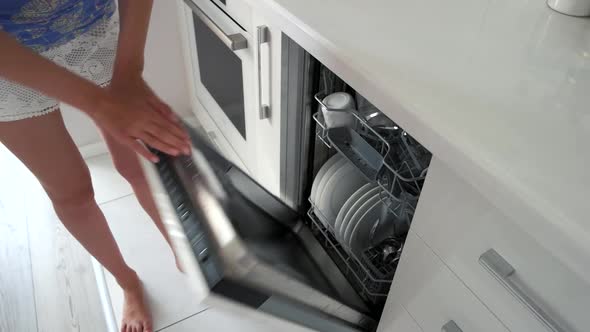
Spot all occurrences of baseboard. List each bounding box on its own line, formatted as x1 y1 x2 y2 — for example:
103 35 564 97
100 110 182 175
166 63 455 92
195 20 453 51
91 258 118 332
79 141 109 159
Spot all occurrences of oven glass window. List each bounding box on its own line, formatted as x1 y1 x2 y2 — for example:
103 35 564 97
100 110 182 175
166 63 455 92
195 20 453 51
193 13 246 139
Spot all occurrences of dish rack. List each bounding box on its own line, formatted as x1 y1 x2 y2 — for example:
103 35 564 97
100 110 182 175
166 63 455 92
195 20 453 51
309 92 432 306
307 203 403 304
313 92 430 222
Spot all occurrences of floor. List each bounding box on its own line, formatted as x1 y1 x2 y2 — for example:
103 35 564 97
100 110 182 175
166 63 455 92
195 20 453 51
0 144 107 332
0 143 306 332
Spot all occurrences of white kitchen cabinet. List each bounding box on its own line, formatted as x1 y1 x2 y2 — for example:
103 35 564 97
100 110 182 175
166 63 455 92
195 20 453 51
389 231 509 332
248 12 285 196
412 157 588 332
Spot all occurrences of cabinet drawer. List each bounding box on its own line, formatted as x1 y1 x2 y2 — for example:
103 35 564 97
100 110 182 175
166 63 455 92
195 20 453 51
390 231 508 332
412 158 588 332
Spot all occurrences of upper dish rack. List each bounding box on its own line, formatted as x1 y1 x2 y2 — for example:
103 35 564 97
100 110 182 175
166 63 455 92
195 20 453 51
313 92 431 221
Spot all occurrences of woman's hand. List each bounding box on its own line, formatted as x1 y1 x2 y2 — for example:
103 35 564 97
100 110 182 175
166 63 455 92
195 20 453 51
91 77 191 162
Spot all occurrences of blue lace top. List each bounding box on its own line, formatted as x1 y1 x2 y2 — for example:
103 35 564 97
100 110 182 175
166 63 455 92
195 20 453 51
0 0 116 52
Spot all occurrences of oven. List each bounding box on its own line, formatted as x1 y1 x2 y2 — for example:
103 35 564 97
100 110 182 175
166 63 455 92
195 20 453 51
180 0 258 174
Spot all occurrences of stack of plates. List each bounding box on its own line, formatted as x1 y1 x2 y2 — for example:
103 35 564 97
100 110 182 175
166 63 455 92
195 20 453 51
311 154 396 256
310 155 367 230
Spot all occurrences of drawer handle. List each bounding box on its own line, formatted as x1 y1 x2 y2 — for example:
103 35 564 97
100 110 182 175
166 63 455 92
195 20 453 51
442 320 463 332
184 0 248 51
479 249 569 332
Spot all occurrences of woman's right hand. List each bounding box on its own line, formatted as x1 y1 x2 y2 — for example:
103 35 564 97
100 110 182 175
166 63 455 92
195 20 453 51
91 90 191 163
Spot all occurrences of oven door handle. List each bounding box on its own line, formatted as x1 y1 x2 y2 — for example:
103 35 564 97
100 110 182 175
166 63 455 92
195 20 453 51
184 0 248 51
257 25 271 119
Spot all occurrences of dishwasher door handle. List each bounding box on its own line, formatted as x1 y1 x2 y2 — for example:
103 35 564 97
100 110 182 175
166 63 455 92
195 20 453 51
479 249 569 332
183 0 247 51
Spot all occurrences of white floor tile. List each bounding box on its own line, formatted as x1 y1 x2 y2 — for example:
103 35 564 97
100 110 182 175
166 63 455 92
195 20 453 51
86 154 133 204
160 308 313 332
100 195 207 331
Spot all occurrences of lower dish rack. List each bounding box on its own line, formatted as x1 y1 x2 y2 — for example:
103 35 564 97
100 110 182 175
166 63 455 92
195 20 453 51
307 204 403 310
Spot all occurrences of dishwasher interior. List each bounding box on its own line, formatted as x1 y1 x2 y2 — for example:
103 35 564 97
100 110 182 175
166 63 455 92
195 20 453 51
283 36 433 319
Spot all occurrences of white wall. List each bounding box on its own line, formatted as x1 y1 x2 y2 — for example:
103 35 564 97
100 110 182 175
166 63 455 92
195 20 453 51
63 1 192 149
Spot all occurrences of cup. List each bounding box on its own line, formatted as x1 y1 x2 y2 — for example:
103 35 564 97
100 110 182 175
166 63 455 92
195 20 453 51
321 92 355 128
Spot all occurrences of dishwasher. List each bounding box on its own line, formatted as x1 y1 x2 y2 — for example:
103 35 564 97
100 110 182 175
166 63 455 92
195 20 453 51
140 35 432 332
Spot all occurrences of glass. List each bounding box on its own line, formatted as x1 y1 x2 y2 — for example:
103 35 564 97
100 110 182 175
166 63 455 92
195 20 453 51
193 13 246 139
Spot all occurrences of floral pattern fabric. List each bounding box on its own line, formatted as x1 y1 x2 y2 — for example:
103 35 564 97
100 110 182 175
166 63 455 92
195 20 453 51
0 14 119 121
0 0 116 52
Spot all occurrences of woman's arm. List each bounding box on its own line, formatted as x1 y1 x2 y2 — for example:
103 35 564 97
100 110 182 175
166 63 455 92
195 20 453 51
110 0 191 157
0 27 189 161
113 0 153 79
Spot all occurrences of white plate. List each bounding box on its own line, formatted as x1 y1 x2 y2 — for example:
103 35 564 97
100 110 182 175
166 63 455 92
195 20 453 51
344 191 381 247
310 154 342 204
335 183 376 241
314 157 347 225
316 161 367 229
340 186 381 243
349 198 386 254
339 186 379 242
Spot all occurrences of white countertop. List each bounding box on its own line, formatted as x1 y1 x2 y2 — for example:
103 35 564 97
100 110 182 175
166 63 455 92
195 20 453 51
248 0 590 277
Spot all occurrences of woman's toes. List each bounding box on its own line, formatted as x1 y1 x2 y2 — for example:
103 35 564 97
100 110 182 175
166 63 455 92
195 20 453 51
144 320 153 332
121 279 152 332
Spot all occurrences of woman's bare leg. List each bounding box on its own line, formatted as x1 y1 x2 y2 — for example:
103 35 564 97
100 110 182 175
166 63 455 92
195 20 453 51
0 111 153 332
101 131 181 270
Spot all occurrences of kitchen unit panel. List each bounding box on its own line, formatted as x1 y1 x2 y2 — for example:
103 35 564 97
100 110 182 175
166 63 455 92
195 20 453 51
390 231 509 332
412 157 587 332
248 12 286 196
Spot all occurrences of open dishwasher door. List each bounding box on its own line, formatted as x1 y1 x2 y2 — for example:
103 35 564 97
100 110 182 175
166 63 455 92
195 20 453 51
139 124 376 332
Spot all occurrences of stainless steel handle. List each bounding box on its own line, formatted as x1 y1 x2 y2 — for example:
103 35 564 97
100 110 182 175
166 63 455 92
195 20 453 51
479 249 569 332
441 320 463 332
257 25 271 119
184 0 247 51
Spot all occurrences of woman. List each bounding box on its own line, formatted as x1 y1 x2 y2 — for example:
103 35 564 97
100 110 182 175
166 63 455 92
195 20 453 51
0 1 190 331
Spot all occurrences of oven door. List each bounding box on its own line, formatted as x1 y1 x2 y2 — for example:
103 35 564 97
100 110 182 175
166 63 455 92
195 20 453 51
140 126 377 332
181 0 257 174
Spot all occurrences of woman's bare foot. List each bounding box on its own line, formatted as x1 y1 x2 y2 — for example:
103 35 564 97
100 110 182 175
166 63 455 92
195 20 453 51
120 273 153 332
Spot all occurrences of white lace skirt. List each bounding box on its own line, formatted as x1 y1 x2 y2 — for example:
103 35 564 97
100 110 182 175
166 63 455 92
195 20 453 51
0 14 119 122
